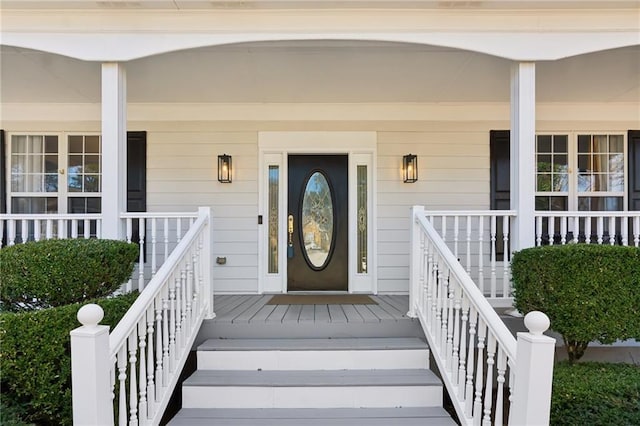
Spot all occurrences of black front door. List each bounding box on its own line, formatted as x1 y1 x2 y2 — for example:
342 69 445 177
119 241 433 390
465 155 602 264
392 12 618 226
287 155 348 291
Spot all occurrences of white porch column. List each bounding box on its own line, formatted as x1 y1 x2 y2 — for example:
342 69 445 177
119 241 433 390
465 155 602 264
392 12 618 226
510 62 536 251
101 62 127 240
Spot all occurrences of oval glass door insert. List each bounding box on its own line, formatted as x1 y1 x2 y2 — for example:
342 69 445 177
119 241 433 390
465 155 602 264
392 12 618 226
301 171 334 269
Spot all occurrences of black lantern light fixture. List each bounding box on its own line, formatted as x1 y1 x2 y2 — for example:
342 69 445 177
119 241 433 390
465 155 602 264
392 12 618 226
218 154 232 183
403 154 418 183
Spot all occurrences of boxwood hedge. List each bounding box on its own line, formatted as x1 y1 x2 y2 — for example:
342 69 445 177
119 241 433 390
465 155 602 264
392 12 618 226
511 244 640 361
551 361 640 425
0 292 138 425
0 239 138 312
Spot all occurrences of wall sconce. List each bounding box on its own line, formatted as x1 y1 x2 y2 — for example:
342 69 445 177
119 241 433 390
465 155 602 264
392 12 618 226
218 154 232 183
403 154 418 183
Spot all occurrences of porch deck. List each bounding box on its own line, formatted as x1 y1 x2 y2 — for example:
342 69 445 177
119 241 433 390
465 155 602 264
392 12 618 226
196 295 424 344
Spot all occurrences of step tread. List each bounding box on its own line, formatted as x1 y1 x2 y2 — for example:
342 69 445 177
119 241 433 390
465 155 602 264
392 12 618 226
168 407 457 425
183 368 441 387
198 337 428 352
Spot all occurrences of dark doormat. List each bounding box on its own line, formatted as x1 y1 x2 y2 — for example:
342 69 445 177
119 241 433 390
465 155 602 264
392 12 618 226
266 294 377 305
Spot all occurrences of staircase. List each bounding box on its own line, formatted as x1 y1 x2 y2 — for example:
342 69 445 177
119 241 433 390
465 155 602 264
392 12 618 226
167 336 454 425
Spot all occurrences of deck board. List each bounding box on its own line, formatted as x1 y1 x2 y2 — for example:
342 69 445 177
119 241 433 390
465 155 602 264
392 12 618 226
211 295 411 325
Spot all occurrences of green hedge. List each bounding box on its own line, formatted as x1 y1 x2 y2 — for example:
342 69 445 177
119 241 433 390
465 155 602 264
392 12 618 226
552 361 640 425
0 292 138 425
511 244 640 361
0 239 138 312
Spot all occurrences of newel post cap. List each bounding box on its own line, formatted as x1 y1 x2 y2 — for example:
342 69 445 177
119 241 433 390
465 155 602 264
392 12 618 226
524 311 550 336
77 304 104 329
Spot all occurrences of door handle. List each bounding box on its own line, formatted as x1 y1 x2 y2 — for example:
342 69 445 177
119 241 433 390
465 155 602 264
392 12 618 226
287 214 294 258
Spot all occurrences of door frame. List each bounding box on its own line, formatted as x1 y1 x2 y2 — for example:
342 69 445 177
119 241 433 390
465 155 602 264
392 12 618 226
258 131 377 294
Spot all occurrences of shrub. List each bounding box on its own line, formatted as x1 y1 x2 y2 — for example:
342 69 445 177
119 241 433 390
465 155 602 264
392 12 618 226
511 244 640 361
0 239 138 312
0 292 138 425
551 361 640 425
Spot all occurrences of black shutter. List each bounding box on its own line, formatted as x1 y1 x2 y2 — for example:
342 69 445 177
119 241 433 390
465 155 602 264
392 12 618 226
127 131 147 214
490 130 511 259
1 130 6 214
127 131 147 250
629 130 640 211
490 130 511 210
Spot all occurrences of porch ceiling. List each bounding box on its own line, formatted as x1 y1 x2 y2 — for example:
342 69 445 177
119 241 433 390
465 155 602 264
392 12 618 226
1 41 639 104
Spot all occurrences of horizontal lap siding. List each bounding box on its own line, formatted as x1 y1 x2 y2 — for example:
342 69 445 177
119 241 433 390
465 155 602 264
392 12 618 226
140 122 494 294
376 129 490 293
147 130 259 293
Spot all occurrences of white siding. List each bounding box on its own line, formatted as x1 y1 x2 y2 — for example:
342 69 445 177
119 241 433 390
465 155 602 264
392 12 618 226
2 102 639 294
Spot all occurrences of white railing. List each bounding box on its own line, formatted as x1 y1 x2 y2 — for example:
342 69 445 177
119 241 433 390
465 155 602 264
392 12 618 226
120 212 199 292
425 210 517 305
0 211 198 293
535 211 640 247
0 213 102 247
409 206 555 426
70 207 214 426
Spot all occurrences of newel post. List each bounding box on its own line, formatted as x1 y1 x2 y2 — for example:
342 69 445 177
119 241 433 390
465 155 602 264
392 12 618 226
407 205 424 318
70 304 114 426
199 206 215 319
509 311 555 426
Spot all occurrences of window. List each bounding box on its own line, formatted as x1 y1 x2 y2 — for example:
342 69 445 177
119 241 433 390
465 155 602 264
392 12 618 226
9 133 101 214
536 133 626 212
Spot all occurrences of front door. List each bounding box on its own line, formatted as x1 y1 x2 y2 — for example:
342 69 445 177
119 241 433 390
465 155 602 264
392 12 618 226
287 155 348 291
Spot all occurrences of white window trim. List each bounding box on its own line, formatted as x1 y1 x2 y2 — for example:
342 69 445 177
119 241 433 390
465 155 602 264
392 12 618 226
7 131 102 214
535 131 627 211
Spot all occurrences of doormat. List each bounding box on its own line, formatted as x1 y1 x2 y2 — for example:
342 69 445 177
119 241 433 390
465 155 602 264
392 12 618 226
266 294 377 305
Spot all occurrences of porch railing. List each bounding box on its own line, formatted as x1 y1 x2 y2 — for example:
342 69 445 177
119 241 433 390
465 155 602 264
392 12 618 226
425 210 517 305
0 211 198 292
0 213 103 247
535 211 640 247
409 206 555 426
120 212 199 292
70 206 214 426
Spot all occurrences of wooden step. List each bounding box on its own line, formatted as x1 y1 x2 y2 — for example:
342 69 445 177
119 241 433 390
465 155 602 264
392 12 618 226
197 337 429 370
181 369 443 409
168 407 457 425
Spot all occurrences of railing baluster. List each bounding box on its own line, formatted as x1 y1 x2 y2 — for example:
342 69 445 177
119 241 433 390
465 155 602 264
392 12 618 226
128 331 139 426
465 306 477 418
164 217 170 263
453 216 460 259
502 215 510 297
155 293 164 399
146 305 156 419
445 273 455 373
169 277 177 373
458 296 469 399
151 219 158 275
585 216 592 243
597 216 604 244
495 347 507 426
8 219 16 246
473 318 486 425
465 216 472 276
609 216 616 245
535 215 542 246
138 218 146 291
634 217 640 247
560 216 567 245
162 287 170 386
490 215 497 298
477 216 484 294
451 283 461 383
138 317 148 425
117 346 128 426
21 219 28 243
622 217 629 246
482 334 496 426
